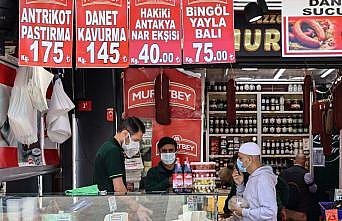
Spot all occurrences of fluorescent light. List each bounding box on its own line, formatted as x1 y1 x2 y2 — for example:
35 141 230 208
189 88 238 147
290 77 305 80
274 69 286 80
237 77 253 81
320 69 335 78
241 68 258 71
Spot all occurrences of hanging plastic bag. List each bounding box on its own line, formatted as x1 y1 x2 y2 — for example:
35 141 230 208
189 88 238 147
7 68 38 144
27 67 54 112
47 78 74 117
47 78 74 143
47 113 71 143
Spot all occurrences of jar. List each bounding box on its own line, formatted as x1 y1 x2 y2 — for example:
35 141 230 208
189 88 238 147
282 127 287 133
253 118 257 125
249 127 253 133
298 84 303 92
230 128 234 134
248 117 253 125
293 84 298 92
270 118 275 124
270 127 275 133
288 84 293 92
250 84 255 91
225 128 230 134
282 118 287 124
276 127 282 133
240 85 244 91
244 118 249 125
263 127 269 133
244 84 250 91
220 127 224 133
265 118 269 124
253 128 257 133
276 118 282 124
240 128 244 133
215 128 220 134
256 84 262 91
288 126 293 133
271 105 275 111
235 128 239 133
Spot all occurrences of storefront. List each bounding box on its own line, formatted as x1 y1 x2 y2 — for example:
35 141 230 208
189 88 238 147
0 0 342 220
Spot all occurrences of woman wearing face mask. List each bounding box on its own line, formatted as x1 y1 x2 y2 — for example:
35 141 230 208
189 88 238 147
144 137 177 192
93 117 145 193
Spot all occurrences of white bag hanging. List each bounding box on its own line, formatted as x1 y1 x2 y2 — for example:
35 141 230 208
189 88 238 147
47 78 74 143
27 67 54 112
7 68 38 144
47 113 71 143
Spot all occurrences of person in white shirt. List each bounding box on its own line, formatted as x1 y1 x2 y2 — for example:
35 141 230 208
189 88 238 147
231 142 278 221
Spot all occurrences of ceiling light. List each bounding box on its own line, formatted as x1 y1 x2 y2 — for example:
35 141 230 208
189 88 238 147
241 68 258 71
274 69 286 80
320 69 335 78
237 77 253 81
244 0 268 23
290 77 305 80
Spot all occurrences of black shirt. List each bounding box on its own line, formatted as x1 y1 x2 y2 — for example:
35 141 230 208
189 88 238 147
93 138 126 193
145 161 173 192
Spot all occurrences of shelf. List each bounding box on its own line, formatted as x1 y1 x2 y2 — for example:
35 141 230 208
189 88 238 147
261 92 303 95
262 155 296 158
0 165 60 182
208 92 303 95
261 111 303 114
209 155 233 158
262 134 310 137
209 111 257 114
209 134 258 137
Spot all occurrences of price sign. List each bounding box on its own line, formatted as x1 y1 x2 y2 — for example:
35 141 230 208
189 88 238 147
76 0 128 67
19 0 73 67
182 0 235 64
129 0 182 65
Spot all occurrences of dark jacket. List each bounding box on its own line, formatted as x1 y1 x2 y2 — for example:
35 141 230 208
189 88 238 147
145 161 173 192
280 165 313 213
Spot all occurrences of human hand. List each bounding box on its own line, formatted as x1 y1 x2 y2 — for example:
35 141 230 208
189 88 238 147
136 204 153 221
281 207 286 221
232 169 244 186
231 207 243 217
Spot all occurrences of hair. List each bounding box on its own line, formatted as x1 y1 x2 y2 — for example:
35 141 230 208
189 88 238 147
157 137 177 151
118 117 146 134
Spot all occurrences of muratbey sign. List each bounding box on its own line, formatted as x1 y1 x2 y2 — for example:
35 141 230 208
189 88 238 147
127 82 196 110
152 120 201 166
124 68 201 119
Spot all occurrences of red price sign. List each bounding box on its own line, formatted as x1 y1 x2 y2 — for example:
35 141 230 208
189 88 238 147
19 0 73 67
129 0 182 65
76 0 129 67
182 0 235 64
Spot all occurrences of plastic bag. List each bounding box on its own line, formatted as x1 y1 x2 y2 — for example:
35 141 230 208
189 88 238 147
7 86 38 145
228 195 249 211
46 78 74 143
27 67 54 112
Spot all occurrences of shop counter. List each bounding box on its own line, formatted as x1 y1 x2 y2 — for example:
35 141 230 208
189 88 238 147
0 193 221 221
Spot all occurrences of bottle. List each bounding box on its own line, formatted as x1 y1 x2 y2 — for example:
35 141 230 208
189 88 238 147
183 157 193 193
173 158 183 193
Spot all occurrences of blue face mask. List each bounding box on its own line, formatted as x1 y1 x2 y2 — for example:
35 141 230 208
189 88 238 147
237 159 247 173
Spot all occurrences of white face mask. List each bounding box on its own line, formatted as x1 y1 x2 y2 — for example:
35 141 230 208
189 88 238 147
160 153 176 165
122 133 140 158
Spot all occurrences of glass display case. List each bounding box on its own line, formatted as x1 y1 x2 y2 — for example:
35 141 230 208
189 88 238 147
0 193 219 221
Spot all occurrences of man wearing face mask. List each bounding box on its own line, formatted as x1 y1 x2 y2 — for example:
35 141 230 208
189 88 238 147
94 117 145 193
231 142 278 221
144 137 177 192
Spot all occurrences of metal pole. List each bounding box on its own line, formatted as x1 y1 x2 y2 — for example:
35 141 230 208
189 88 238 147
72 114 77 189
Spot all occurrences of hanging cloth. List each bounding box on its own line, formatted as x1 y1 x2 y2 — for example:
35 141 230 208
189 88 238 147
226 78 236 125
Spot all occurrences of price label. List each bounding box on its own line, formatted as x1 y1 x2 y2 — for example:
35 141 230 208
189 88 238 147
129 0 181 65
75 0 129 68
130 44 179 65
182 0 235 64
19 0 73 67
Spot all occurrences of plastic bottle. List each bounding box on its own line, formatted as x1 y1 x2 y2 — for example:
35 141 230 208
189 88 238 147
183 157 193 193
173 158 183 193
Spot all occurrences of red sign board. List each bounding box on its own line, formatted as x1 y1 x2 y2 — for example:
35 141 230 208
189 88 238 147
75 0 129 67
152 119 202 166
129 0 182 65
182 0 235 64
19 0 73 67
124 68 202 119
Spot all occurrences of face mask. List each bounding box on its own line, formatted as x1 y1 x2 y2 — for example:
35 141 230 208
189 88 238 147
122 133 140 158
160 153 176 165
237 158 247 173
